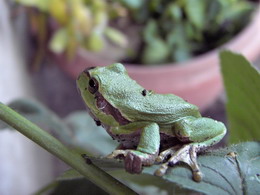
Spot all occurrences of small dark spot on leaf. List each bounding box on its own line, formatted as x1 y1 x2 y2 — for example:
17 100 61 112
81 154 92 165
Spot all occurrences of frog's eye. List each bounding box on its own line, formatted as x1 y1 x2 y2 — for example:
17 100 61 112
88 78 99 94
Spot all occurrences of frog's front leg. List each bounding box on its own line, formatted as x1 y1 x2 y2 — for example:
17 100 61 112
155 117 226 182
107 122 160 174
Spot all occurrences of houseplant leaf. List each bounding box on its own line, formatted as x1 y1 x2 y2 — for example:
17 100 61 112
49 28 68 54
89 142 260 195
220 51 260 143
16 0 50 11
184 0 206 29
105 27 128 48
36 142 260 195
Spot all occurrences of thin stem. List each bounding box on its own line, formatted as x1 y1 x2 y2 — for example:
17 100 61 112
0 102 137 195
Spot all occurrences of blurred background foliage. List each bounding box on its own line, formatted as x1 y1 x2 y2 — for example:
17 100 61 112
16 0 255 65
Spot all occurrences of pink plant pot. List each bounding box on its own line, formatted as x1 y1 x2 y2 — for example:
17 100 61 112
54 8 260 111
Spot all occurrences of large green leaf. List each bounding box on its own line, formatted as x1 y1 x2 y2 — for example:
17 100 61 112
36 142 260 195
220 51 260 143
92 141 260 194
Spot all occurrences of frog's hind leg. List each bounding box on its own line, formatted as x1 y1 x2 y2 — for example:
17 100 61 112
155 116 226 182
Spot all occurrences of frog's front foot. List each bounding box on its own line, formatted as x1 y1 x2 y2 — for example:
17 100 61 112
154 144 202 182
107 150 156 174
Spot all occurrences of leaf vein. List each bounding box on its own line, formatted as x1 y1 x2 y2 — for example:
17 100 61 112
202 165 236 195
165 174 230 195
234 157 246 195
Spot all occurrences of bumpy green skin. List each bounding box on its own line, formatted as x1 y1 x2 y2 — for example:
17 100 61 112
77 63 226 180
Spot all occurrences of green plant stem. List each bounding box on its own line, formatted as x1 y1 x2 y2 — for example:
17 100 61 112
0 102 137 195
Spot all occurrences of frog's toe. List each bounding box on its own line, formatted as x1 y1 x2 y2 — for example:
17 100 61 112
156 145 180 163
154 163 168 176
125 152 142 174
155 151 169 163
106 150 127 159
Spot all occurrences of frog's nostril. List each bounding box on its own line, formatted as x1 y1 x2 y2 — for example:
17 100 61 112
83 66 96 74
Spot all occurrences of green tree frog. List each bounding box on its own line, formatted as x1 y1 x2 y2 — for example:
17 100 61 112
77 63 226 182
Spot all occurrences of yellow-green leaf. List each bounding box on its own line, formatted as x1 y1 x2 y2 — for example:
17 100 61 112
16 0 50 11
105 27 128 48
49 28 68 54
85 31 104 52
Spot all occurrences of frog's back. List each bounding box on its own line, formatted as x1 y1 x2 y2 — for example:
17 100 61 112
96 64 201 124
119 92 201 124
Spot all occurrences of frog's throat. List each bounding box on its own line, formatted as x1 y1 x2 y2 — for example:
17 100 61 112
93 91 130 126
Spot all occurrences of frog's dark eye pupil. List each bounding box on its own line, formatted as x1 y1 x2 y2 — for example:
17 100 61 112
88 78 98 94
89 79 95 88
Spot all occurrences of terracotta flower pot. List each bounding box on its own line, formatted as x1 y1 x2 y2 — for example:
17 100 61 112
54 8 260 111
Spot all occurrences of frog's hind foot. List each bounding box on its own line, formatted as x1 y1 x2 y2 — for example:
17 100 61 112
154 144 202 182
155 145 181 163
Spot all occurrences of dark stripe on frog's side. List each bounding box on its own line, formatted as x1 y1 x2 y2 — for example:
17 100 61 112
94 91 130 125
105 126 187 152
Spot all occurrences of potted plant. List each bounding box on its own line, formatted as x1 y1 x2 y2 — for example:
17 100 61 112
17 0 260 110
